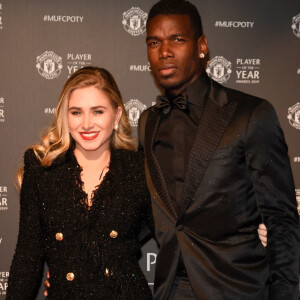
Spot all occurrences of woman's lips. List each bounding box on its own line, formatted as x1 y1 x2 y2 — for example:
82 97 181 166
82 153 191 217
80 131 99 140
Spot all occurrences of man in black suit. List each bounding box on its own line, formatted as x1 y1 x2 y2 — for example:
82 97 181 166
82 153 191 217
138 0 299 299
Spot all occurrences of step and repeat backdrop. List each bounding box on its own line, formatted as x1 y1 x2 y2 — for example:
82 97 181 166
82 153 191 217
0 0 299 298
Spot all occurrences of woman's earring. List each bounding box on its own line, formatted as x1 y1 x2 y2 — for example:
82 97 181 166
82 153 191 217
114 124 119 131
199 53 205 59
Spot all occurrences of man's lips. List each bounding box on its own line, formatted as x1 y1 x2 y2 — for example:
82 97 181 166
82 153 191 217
80 131 99 140
158 65 177 76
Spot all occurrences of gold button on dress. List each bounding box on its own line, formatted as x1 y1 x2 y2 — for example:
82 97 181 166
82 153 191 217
55 232 63 241
104 268 113 277
66 272 75 281
109 230 118 238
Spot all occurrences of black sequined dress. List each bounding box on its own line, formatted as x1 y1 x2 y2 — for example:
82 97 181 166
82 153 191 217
6 148 153 299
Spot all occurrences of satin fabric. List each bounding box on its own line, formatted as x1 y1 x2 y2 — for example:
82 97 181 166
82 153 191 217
155 94 188 115
138 76 299 300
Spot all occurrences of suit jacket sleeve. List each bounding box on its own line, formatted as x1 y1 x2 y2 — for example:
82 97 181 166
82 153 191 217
244 100 300 299
6 149 44 299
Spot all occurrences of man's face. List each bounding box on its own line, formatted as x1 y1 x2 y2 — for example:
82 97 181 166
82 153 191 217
146 14 206 95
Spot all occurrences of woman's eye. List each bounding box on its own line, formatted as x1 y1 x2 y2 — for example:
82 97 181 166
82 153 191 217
94 110 103 115
71 111 80 115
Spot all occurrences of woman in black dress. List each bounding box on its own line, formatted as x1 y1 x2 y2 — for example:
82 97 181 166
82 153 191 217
6 67 153 299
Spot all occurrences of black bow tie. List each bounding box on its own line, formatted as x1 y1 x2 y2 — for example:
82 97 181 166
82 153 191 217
156 94 188 115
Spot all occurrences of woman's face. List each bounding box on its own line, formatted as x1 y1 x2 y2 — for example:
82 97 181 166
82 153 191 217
68 86 121 155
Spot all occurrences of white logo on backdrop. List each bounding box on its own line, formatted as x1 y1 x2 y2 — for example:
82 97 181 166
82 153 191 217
124 99 147 127
236 58 260 84
0 97 4 123
296 189 300 215
0 186 8 211
122 7 147 36
215 21 254 28
287 102 300 129
147 253 157 272
67 53 92 76
129 62 151 72
44 108 56 114
206 56 232 83
291 13 300 38
36 51 63 79
43 15 84 23
0 271 9 295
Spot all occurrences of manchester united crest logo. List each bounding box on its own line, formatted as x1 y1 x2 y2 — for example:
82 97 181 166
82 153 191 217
124 99 147 127
291 13 300 38
287 102 300 130
36 51 63 79
122 7 148 36
206 56 232 83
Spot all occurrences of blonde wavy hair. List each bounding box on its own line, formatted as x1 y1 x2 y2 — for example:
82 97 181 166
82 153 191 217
17 66 136 187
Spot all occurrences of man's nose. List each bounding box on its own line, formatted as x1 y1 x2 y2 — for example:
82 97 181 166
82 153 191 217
159 42 174 59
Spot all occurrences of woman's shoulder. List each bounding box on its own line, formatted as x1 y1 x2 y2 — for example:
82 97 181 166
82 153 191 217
23 148 41 167
114 149 144 163
112 149 145 175
24 148 70 169
20 148 45 182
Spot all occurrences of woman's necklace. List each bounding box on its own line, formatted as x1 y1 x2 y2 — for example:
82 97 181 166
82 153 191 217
83 164 109 206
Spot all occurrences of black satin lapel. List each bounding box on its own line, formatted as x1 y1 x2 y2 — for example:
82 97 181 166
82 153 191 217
145 110 178 220
178 99 238 219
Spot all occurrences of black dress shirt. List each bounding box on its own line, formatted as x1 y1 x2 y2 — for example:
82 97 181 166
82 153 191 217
154 73 210 206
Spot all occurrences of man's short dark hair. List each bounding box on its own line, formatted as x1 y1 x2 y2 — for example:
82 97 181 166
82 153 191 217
147 0 203 39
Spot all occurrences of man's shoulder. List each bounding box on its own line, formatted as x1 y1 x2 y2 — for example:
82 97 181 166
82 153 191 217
138 105 156 133
216 84 277 126
232 89 261 102
216 81 272 111
221 84 263 103
141 104 156 117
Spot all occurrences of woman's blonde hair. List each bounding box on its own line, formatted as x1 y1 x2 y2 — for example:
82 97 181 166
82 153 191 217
17 66 136 186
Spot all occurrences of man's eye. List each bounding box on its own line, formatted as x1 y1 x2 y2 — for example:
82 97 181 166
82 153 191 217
175 38 184 42
148 41 159 47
